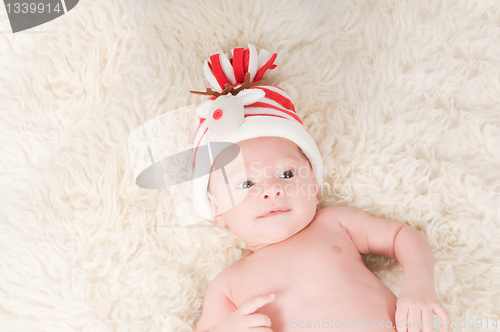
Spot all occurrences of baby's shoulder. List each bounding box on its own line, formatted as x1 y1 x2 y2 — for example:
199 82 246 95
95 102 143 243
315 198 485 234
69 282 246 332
315 205 365 222
310 206 346 229
205 262 240 298
212 256 248 284
309 206 371 239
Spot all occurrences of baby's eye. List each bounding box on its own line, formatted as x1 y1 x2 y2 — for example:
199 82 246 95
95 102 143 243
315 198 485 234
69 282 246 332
280 170 295 179
237 180 254 189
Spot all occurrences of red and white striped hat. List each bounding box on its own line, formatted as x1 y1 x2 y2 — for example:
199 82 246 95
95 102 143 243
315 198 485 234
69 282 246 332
191 44 323 221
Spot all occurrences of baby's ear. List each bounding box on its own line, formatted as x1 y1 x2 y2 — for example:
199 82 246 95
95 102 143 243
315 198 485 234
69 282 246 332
207 190 227 227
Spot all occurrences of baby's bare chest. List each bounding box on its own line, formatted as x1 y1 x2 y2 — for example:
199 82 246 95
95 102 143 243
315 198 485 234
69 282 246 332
228 219 397 331
230 220 365 303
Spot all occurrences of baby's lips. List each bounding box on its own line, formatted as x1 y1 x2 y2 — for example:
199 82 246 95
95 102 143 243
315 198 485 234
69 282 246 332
258 207 290 218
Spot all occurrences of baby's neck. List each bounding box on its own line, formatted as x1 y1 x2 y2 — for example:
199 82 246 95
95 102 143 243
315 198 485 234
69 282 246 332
246 243 269 253
246 242 274 253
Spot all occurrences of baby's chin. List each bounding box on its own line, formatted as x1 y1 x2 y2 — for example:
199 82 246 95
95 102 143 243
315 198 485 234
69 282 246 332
256 215 312 242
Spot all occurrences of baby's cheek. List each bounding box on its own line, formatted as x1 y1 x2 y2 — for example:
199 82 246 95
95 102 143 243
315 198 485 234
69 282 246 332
231 190 250 206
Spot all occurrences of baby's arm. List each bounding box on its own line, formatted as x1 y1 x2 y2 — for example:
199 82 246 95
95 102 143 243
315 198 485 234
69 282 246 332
328 206 450 332
193 272 237 332
193 271 274 332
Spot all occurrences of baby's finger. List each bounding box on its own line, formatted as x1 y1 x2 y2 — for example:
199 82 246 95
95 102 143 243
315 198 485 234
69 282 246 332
433 304 450 332
407 308 422 332
247 328 273 332
421 307 434 332
239 294 275 316
395 306 408 332
246 313 272 328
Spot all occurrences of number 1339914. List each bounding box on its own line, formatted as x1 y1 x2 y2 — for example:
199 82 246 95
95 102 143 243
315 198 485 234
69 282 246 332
5 2 62 14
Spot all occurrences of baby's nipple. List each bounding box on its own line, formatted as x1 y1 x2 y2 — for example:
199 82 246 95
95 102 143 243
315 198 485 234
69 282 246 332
332 246 341 253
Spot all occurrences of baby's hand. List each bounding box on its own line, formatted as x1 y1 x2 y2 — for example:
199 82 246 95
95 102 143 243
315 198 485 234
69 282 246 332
211 294 275 332
395 282 450 332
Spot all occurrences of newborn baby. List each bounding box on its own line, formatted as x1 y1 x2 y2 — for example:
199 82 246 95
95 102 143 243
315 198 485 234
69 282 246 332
190 45 449 332
193 137 449 332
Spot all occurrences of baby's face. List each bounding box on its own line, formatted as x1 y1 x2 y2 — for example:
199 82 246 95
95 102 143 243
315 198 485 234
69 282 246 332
207 137 319 251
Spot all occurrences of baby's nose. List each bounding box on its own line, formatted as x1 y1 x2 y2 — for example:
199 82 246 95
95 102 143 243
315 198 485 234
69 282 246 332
261 183 283 199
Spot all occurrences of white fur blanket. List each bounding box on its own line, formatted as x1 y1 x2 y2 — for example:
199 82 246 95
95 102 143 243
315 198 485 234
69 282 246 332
1 0 499 331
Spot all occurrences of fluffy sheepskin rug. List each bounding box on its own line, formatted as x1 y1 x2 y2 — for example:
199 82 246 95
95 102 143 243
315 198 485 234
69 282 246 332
1 0 499 331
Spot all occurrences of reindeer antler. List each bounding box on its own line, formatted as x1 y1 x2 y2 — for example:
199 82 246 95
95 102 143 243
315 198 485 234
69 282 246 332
230 72 265 95
190 72 265 97
190 84 233 97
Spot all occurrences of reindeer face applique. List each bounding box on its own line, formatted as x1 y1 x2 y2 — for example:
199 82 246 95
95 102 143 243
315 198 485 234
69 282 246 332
190 73 265 136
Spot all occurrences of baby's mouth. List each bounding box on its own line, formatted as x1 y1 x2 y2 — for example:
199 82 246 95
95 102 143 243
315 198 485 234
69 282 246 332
258 208 290 218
